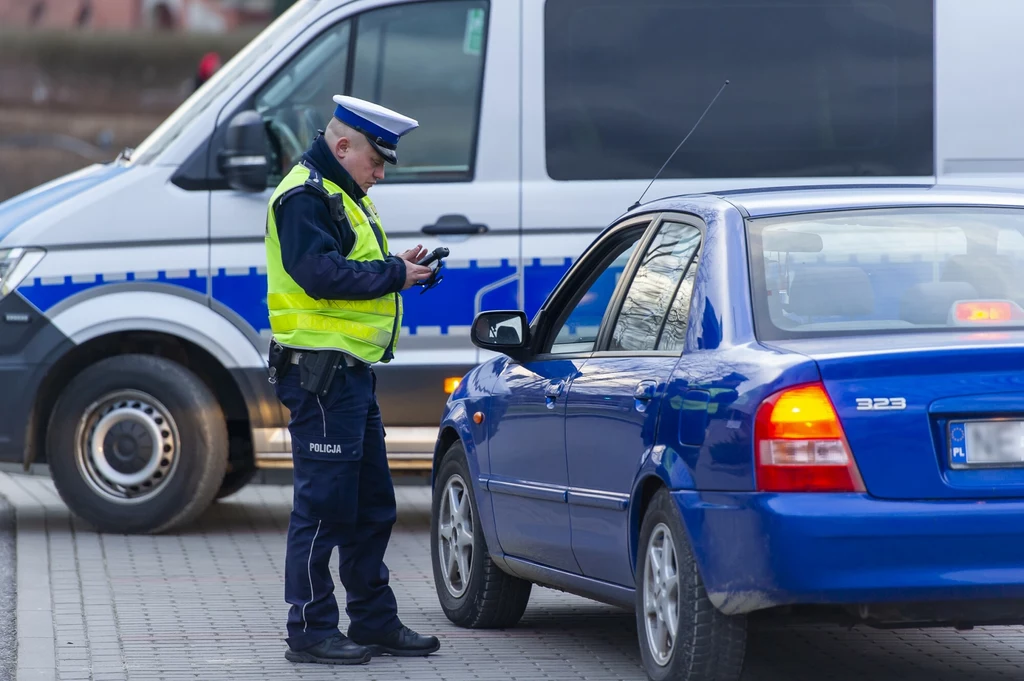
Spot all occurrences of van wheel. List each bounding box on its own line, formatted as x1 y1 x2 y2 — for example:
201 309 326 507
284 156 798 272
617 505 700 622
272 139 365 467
430 440 531 628
636 489 747 681
46 354 228 534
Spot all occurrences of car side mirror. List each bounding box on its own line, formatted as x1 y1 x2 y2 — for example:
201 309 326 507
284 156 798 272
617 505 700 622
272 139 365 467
217 110 268 193
471 311 530 357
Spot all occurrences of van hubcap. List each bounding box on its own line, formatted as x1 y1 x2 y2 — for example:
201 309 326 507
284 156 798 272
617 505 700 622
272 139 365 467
438 474 474 597
643 523 680 667
76 390 179 503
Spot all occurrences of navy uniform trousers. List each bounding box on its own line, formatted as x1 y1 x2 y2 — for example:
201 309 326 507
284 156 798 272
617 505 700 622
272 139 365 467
274 359 401 651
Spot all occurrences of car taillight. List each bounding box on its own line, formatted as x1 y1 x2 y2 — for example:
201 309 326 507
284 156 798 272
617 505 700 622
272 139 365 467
754 383 865 493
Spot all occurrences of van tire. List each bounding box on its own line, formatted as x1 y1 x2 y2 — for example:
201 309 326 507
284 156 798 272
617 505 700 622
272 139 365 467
636 488 747 681
430 440 532 628
215 466 258 500
46 354 228 534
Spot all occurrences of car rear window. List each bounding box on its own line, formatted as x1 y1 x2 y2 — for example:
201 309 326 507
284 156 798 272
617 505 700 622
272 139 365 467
746 207 1024 340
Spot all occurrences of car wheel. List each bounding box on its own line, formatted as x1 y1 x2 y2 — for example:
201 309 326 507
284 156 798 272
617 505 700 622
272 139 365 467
46 354 228 534
636 488 747 681
431 439 532 628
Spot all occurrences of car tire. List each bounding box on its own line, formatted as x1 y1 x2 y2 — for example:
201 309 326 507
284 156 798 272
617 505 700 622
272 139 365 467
46 354 228 534
430 440 532 628
635 488 747 681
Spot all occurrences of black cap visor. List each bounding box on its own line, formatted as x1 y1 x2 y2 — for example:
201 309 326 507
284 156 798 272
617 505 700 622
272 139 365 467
363 133 398 165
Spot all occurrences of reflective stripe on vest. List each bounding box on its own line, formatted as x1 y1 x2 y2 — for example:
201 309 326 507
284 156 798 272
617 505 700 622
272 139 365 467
266 292 398 318
269 313 393 347
264 162 401 363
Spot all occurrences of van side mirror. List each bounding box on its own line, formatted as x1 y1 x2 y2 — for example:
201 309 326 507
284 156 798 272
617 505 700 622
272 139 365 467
471 311 530 358
218 110 268 192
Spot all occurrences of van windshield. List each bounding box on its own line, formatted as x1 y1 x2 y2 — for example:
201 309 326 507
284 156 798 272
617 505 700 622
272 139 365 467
128 0 317 165
747 207 1024 340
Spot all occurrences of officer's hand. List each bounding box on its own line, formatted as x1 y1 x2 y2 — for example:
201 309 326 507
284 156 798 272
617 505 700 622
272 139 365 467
397 245 428 263
403 260 433 290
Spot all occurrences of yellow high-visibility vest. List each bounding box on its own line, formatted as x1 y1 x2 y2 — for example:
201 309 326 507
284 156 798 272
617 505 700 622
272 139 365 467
264 162 401 363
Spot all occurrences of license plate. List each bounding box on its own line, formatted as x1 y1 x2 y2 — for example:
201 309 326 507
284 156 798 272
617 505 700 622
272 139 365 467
949 420 1024 469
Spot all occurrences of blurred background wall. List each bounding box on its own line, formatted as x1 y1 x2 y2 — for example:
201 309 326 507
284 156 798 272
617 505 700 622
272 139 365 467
0 0 296 201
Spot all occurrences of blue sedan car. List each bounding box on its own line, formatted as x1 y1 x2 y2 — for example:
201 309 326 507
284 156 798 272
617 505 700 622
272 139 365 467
429 185 1024 681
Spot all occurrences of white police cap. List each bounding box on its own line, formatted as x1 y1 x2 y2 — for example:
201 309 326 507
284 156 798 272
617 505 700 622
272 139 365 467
332 95 419 165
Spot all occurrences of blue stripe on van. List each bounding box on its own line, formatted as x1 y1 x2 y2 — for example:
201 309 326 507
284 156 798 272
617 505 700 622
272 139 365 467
18 258 577 336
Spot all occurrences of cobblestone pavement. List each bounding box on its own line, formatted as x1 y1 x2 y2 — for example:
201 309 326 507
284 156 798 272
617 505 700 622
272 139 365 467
1 472 1024 681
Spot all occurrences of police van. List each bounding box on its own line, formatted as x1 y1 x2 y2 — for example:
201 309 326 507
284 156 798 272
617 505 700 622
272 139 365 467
0 0 1015 533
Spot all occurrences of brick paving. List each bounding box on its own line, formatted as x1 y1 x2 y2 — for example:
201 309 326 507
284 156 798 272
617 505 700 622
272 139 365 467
1 471 1023 680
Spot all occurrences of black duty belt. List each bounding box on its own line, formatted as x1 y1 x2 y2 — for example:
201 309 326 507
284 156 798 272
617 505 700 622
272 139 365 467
290 350 364 368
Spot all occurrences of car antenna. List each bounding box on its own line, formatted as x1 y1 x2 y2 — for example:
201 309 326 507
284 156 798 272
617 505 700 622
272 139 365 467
629 79 730 211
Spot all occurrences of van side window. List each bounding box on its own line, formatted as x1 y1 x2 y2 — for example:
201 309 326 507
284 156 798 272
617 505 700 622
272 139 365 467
351 1 488 183
255 0 489 185
255 20 352 181
543 0 933 182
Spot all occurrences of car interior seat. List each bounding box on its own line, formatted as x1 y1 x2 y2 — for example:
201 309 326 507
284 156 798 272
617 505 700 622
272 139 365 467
941 254 1018 299
785 266 874 319
899 281 979 325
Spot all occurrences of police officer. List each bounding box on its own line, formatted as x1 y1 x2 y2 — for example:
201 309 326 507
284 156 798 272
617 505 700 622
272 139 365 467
264 95 439 665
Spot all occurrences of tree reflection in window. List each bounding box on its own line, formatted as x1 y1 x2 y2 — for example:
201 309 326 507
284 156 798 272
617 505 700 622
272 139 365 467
610 222 701 352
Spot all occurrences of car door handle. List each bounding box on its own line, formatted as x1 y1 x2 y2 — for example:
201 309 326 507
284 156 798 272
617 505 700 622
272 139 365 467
421 214 489 236
544 380 564 408
634 380 658 412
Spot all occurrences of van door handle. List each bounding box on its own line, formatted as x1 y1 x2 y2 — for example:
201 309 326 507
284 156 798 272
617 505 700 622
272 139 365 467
421 214 489 236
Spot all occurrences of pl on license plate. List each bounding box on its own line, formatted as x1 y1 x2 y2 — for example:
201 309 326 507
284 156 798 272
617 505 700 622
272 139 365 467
949 420 1024 469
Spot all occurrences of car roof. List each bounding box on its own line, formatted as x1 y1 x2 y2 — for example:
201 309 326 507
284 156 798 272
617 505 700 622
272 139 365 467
635 183 1024 219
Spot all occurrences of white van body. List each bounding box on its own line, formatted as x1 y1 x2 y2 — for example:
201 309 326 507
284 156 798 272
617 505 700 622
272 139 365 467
0 0 1018 532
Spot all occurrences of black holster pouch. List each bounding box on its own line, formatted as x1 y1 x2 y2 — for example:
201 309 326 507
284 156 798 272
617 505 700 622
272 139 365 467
267 340 291 384
298 350 344 397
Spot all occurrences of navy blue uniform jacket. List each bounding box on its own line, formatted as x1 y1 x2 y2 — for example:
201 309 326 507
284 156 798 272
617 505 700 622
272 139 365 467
274 135 406 301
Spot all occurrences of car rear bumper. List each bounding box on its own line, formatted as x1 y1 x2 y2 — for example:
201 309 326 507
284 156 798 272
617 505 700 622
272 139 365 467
674 490 1024 616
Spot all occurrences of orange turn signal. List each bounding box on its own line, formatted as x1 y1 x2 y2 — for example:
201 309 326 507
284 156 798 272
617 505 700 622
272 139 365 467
444 377 462 394
753 382 864 493
759 384 843 440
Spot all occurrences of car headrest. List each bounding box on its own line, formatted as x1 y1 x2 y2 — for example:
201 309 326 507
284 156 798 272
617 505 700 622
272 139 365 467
899 281 979 325
941 254 1017 299
786 266 874 318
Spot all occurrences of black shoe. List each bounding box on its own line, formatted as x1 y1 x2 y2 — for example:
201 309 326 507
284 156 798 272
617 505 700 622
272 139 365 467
351 625 441 657
285 633 371 665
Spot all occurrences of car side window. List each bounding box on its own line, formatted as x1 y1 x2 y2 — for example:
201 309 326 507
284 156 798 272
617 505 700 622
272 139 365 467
656 253 699 352
608 221 702 352
254 0 489 185
548 236 643 355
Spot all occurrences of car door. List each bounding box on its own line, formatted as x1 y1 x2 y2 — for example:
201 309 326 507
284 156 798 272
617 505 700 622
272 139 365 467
564 216 704 587
486 219 648 572
207 0 520 401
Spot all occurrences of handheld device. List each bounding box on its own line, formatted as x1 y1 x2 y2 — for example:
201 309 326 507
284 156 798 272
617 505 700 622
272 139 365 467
416 246 450 268
415 246 450 293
